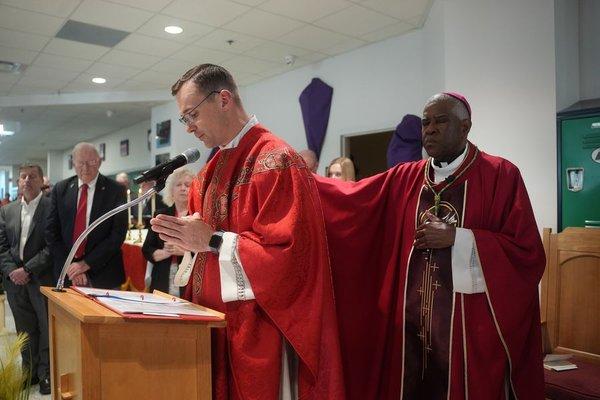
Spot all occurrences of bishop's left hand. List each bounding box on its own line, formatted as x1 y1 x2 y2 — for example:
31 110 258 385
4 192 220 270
151 212 212 253
414 211 456 249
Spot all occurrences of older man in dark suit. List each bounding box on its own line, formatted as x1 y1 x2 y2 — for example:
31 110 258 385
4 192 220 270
0 163 53 394
46 142 127 288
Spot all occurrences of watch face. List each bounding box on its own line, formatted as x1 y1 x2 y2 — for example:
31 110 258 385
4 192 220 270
209 232 223 251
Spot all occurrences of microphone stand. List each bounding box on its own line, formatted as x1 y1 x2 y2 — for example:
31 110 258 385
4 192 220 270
53 179 166 292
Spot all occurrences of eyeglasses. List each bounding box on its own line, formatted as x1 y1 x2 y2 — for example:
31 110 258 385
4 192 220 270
178 91 220 125
74 159 99 168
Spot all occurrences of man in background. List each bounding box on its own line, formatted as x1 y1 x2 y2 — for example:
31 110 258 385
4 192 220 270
46 143 127 288
42 176 52 196
1 193 11 206
0 163 52 394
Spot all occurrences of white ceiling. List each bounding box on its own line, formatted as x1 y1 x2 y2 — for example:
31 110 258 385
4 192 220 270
0 0 432 165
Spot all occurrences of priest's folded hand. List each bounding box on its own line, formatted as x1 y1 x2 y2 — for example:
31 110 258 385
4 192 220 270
151 212 212 253
413 211 456 249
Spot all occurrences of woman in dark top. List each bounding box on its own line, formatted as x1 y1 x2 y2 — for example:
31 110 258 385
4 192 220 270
142 168 195 296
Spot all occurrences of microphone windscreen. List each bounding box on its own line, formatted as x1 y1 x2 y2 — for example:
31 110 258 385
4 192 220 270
182 148 201 163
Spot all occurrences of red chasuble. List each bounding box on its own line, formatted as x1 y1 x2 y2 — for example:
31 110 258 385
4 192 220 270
185 124 345 400
316 143 545 400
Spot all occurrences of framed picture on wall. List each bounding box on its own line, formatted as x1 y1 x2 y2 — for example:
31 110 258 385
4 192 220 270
99 143 106 161
156 120 171 148
155 152 170 166
120 139 129 157
68 155 73 170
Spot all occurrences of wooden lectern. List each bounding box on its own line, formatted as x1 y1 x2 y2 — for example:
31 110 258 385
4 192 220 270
41 287 225 400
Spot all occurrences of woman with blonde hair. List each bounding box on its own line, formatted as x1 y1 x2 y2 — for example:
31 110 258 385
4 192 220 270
327 157 356 181
142 168 195 295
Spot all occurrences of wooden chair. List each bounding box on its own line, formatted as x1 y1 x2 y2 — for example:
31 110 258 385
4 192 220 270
541 227 600 399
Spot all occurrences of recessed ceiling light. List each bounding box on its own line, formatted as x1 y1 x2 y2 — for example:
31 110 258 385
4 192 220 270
164 25 183 34
92 77 106 84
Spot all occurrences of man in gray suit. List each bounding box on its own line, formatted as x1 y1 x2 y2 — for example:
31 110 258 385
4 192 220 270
0 163 52 395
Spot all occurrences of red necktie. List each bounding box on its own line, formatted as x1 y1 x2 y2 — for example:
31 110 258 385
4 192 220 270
72 183 88 259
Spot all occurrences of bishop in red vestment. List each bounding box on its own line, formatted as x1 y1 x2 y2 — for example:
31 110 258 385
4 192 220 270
317 93 545 400
151 64 344 400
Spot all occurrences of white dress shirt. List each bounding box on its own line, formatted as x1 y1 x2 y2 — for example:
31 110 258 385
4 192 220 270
77 174 99 228
430 144 486 294
19 191 43 261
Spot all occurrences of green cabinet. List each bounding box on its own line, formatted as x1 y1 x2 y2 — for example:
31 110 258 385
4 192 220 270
558 101 600 231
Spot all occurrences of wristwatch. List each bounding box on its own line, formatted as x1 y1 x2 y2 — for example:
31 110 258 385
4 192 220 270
23 265 32 275
209 231 224 254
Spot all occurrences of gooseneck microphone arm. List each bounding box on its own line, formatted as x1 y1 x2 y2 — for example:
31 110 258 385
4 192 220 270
53 179 166 292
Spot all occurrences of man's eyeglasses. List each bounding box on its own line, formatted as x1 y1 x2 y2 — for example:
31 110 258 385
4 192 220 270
178 91 220 125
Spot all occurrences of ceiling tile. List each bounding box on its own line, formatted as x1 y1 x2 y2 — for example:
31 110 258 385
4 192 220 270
244 42 310 63
321 37 367 55
361 21 415 42
23 65 80 82
314 5 397 37
295 51 328 65
85 62 143 80
223 9 304 40
116 33 184 57
71 0 154 32
131 69 181 85
278 25 349 51
39 108 79 122
222 55 279 75
136 14 215 44
0 74 20 85
162 0 250 27
0 0 80 17
34 53 94 72
43 38 110 61
0 27 50 51
407 14 426 27
14 76 67 90
230 0 266 5
115 79 170 91
0 45 38 64
99 49 162 68
150 58 195 74
255 63 296 78
106 0 173 12
236 73 264 86
360 0 431 20
0 5 66 36
0 82 15 93
259 0 352 23
8 85 57 95
63 74 127 90
170 45 236 64
192 29 264 54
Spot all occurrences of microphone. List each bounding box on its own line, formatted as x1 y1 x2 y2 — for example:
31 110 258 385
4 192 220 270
134 148 200 184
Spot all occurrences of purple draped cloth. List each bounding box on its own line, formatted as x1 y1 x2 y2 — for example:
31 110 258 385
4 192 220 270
299 78 333 159
387 114 422 168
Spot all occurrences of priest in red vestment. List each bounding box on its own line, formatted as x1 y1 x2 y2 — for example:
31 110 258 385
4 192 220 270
317 93 546 400
150 64 345 400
